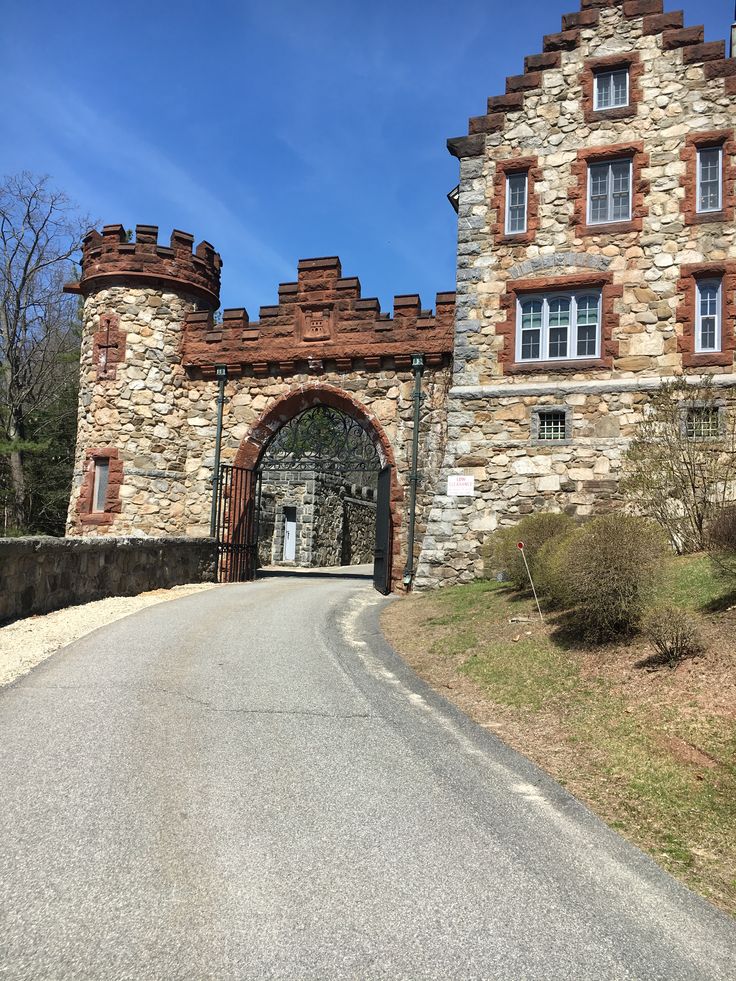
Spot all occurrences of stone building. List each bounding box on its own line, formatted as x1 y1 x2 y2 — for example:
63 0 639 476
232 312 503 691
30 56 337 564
67 0 736 591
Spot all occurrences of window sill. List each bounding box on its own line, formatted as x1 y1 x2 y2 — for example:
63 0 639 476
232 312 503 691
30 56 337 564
686 210 727 226
682 351 734 368
586 105 636 123
80 512 117 526
577 218 642 236
498 232 535 245
507 358 610 375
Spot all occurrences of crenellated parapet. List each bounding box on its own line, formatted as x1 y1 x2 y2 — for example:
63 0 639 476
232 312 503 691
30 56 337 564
182 255 455 377
448 0 736 159
65 224 222 307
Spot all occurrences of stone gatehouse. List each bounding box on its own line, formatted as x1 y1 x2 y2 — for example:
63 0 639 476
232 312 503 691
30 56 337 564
67 0 736 590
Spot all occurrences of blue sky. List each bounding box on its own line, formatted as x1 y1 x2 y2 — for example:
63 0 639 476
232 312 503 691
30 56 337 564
1 0 732 313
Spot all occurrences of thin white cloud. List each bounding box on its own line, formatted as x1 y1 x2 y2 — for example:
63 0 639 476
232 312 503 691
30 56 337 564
12 81 293 302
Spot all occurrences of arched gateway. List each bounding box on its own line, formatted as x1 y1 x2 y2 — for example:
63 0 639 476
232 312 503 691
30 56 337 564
65 226 455 593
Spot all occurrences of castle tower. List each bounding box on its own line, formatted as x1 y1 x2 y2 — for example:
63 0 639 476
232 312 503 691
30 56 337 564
65 224 222 537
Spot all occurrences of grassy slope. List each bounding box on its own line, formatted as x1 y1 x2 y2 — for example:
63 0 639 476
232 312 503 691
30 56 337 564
382 556 736 916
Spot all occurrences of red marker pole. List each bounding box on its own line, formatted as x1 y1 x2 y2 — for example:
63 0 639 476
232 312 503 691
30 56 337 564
517 541 544 624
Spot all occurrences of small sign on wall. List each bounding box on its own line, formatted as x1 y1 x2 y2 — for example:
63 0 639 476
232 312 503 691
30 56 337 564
447 474 475 497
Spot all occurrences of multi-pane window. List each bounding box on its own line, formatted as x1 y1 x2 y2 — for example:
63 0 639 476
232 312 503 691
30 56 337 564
505 172 528 235
594 69 629 110
686 407 721 440
92 459 109 512
588 159 632 224
695 279 722 353
697 147 722 214
536 409 569 442
517 291 601 363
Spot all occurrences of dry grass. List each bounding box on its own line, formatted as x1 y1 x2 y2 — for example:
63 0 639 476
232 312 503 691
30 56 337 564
382 558 736 917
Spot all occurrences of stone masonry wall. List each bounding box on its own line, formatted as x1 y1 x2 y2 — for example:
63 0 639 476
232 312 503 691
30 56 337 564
67 278 451 583
0 536 216 625
416 0 736 587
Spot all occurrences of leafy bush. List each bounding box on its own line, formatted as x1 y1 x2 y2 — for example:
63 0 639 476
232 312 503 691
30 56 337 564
534 531 579 609
491 513 576 590
709 505 736 579
556 514 666 643
641 605 706 665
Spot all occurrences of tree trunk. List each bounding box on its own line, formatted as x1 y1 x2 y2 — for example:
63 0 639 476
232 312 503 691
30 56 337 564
7 413 27 531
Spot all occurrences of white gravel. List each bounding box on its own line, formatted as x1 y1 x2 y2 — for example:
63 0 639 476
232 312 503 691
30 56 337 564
0 583 219 688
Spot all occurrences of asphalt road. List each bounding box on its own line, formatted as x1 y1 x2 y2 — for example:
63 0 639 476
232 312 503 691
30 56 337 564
1 572 735 980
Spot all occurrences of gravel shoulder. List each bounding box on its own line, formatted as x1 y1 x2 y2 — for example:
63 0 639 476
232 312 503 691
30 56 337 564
0 583 219 688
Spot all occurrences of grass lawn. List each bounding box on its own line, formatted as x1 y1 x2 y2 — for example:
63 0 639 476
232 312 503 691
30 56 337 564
382 555 736 916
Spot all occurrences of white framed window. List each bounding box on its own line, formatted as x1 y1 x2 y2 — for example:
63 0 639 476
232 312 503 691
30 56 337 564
695 279 722 353
516 290 602 363
594 69 629 111
92 459 110 512
696 146 722 214
505 172 528 235
588 159 632 224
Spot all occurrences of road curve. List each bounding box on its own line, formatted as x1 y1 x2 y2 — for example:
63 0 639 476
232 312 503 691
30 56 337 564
0 573 734 980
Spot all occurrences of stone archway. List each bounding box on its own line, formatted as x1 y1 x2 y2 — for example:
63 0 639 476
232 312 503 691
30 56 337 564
234 384 403 591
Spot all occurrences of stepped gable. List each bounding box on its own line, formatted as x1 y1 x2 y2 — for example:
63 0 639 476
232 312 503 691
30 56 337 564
66 224 222 307
448 0 736 159
182 256 455 378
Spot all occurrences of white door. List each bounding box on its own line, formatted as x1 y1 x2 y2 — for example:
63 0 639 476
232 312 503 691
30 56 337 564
283 507 297 562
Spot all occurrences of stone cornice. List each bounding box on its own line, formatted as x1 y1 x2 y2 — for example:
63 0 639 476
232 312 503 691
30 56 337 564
451 374 736 399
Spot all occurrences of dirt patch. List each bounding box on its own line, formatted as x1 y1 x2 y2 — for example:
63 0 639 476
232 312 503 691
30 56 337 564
0 583 219 688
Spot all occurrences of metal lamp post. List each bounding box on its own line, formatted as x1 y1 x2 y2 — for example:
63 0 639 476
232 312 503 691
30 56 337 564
403 353 424 588
209 364 228 537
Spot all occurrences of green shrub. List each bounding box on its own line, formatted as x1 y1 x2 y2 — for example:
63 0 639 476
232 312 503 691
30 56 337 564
491 512 576 590
557 514 666 643
641 605 706 665
534 531 580 609
709 506 736 579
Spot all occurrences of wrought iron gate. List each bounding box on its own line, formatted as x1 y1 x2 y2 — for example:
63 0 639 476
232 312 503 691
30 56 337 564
214 464 260 583
373 466 392 595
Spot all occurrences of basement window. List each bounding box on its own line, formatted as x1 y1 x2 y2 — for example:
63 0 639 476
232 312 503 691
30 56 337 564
532 407 572 443
685 407 722 440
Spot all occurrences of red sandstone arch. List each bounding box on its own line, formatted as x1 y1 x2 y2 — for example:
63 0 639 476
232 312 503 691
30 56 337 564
234 383 403 590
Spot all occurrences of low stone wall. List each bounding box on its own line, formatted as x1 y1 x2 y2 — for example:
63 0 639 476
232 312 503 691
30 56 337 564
0 536 217 625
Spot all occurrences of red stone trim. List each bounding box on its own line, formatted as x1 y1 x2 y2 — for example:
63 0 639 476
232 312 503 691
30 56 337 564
581 52 643 124
496 271 622 374
67 224 221 308
676 263 736 368
491 156 541 245
569 142 650 238
76 448 124 527
92 313 126 380
679 131 736 226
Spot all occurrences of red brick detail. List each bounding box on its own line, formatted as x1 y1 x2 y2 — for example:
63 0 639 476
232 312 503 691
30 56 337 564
676 263 736 369
182 256 455 377
562 9 600 30
662 26 704 50
491 156 541 245
581 52 643 124
76 448 124 527
543 29 580 52
234 384 403 591
679 131 736 226
92 312 126 380
642 11 684 35
66 224 222 307
622 0 663 15
569 142 650 238
497 272 622 375
682 41 726 65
